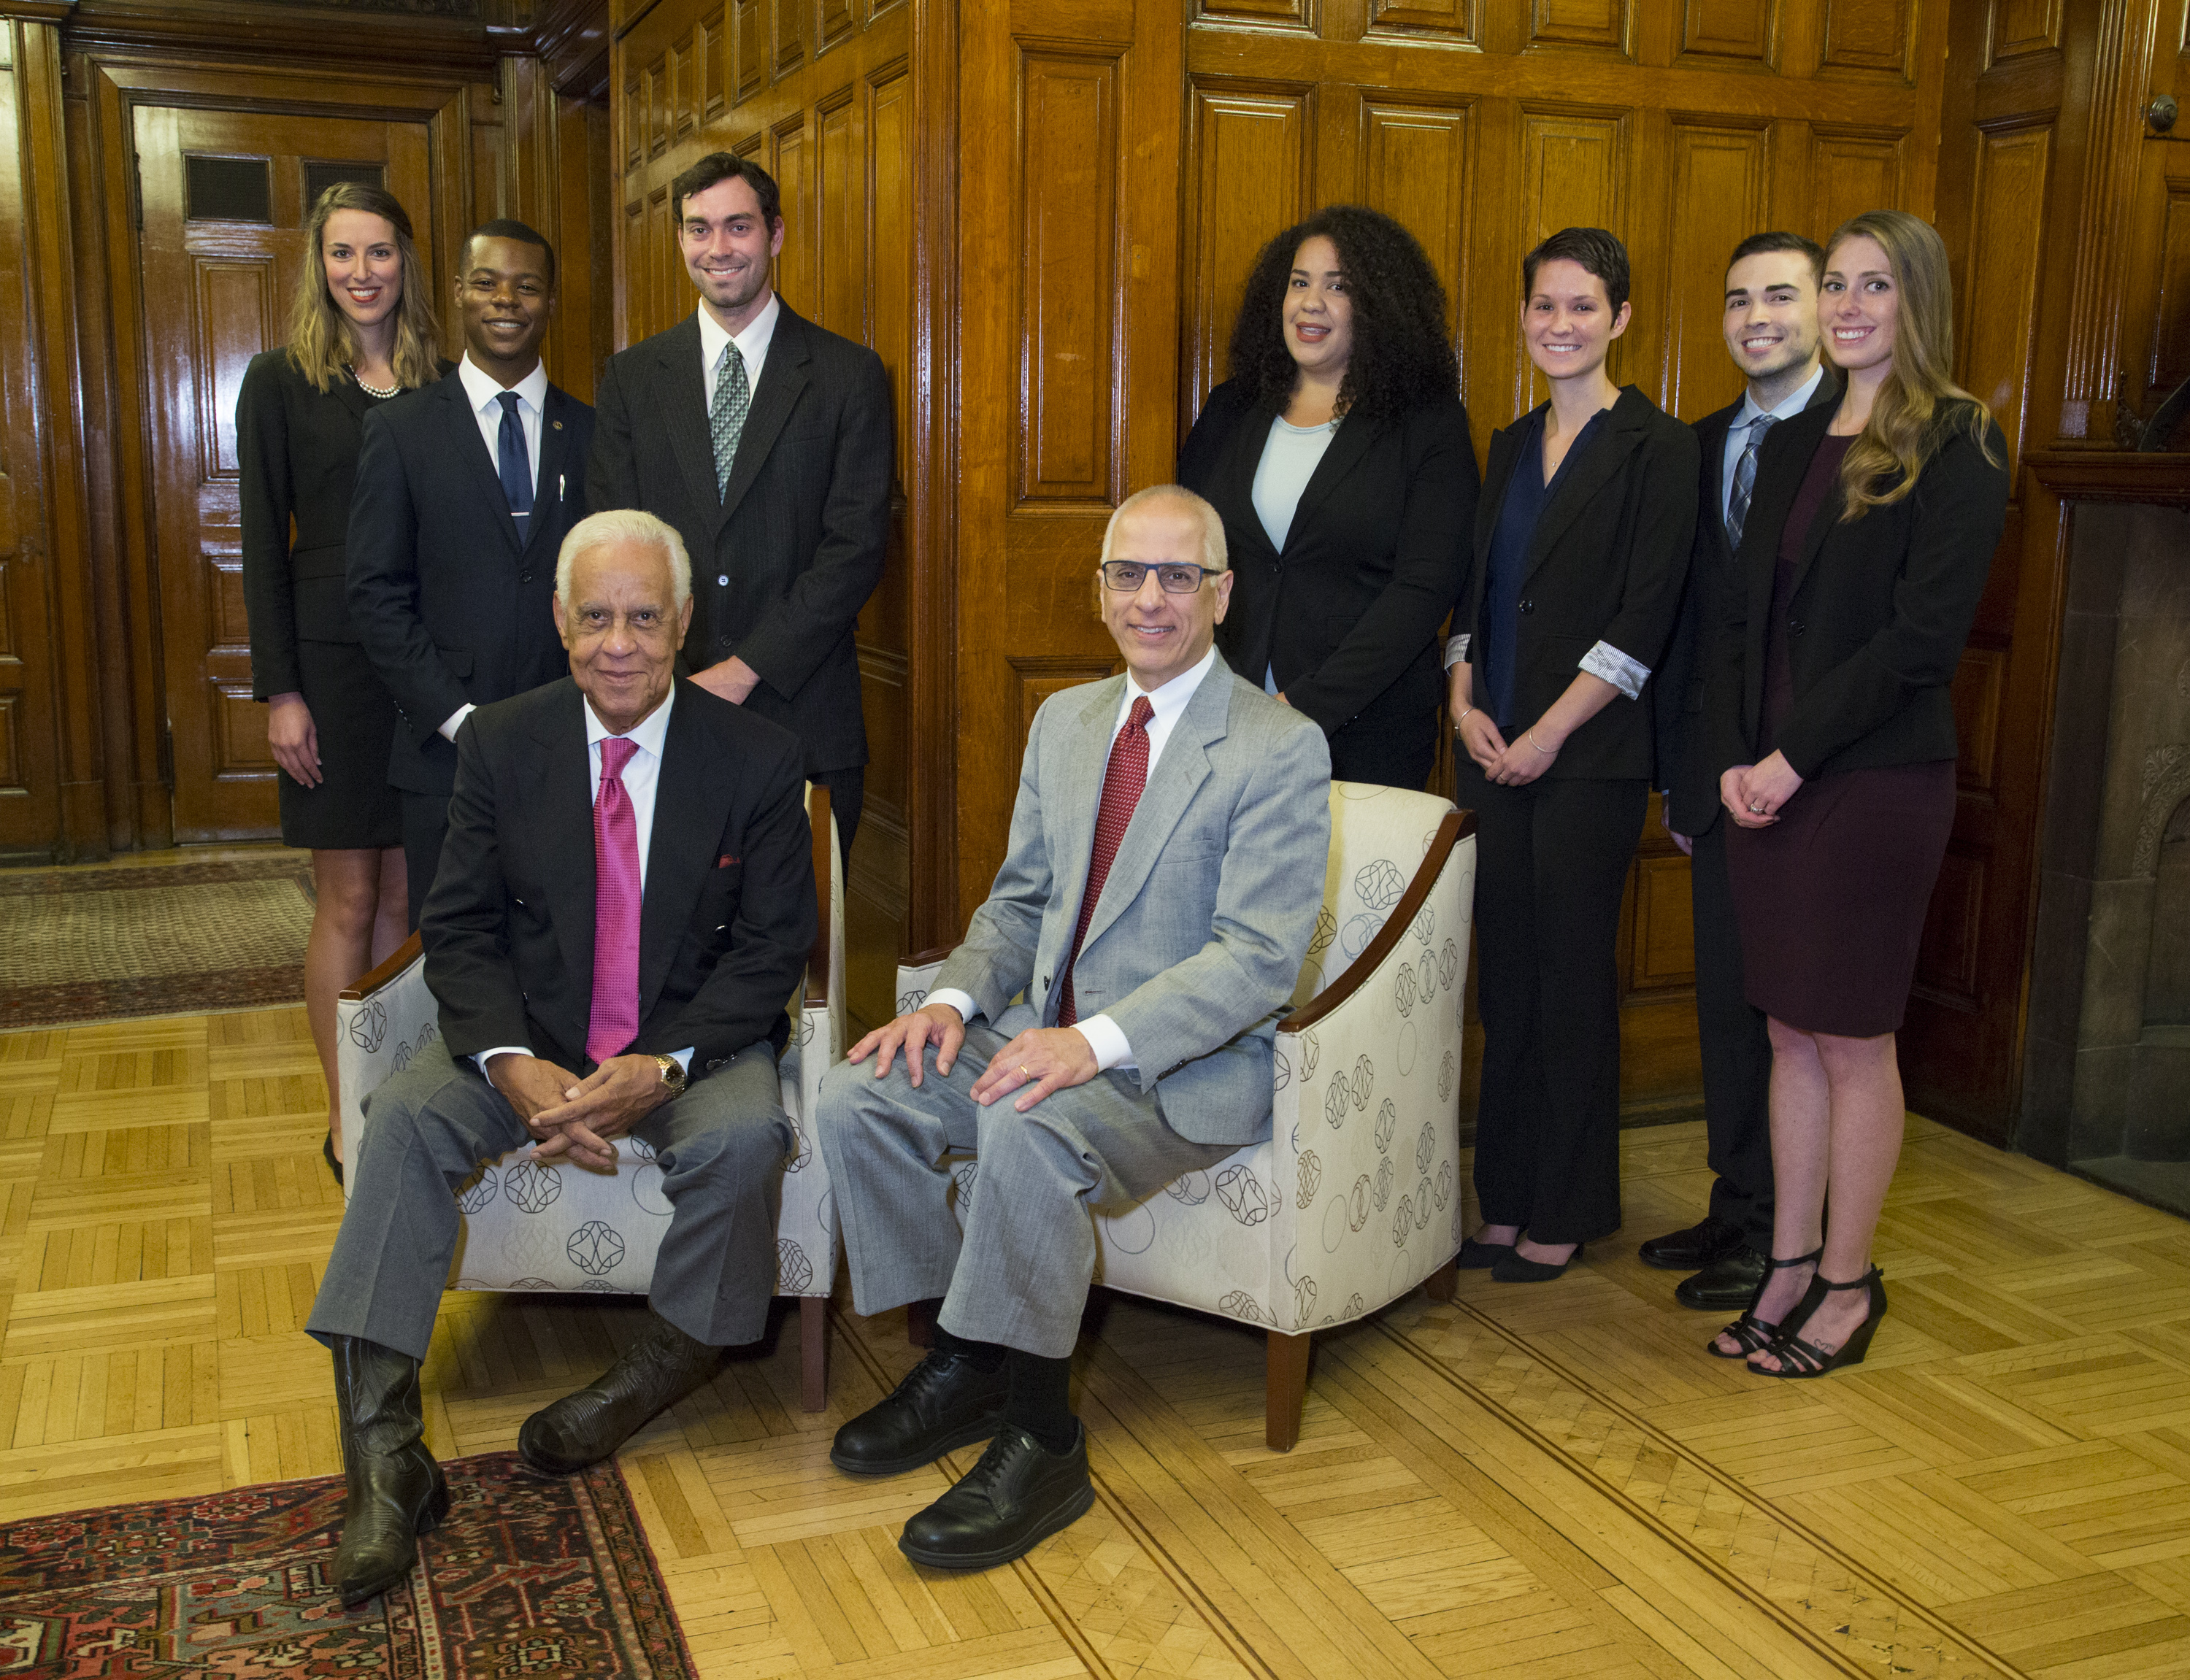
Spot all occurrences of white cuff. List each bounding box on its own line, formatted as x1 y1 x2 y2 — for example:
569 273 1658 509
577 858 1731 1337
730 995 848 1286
438 703 477 743
474 1046 530 1077
924 987 978 1025
1442 633 1470 671
1072 1014 1134 1073
1579 640 1650 699
668 1047 694 1074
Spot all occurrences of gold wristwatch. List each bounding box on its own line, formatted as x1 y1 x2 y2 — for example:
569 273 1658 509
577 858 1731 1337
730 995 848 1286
652 1053 688 1098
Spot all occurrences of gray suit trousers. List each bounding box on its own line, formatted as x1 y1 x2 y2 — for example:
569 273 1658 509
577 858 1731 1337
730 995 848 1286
307 1038 791 1361
817 1008 1233 1359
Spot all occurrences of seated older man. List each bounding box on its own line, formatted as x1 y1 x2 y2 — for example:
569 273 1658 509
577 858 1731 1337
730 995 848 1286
816 485 1332 1571
306 509 815 1607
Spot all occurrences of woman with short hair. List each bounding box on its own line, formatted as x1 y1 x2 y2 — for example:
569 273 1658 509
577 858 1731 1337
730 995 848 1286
238 181 445 1180
1706 209 2009 1374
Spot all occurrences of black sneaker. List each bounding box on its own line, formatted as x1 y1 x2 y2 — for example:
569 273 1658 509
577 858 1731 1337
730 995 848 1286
830 1349 1009 1477
898 1423 1094 1571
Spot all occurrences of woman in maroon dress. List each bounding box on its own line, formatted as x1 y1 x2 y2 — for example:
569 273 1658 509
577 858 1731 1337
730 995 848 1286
1704 211 2008 1375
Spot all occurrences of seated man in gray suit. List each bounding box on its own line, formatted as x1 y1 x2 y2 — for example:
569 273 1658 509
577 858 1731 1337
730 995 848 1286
307 509 815 1608
815 485 1332 1571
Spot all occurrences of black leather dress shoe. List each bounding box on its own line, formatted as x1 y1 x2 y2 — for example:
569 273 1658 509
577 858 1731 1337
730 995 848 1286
518 1313 723 1474
1638 1214 1745 1271
329 1335 448 1608
1675 1244 1769 1310
831 1347 1009 1477
898 1423 1095 1570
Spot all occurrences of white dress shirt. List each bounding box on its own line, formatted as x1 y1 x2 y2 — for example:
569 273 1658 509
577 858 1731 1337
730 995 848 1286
1721 363 1826 531
929 646 1221 1074
439 354 553 741
474 689 693 1076
698 293 780 415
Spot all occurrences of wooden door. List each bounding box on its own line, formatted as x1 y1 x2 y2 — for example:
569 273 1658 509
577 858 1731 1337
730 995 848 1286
134 106 433 843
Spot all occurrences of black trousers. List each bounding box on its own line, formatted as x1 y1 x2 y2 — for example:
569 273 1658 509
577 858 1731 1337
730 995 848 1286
1689 817 1775 1246
401 791 451 934
1461 762 1645 1246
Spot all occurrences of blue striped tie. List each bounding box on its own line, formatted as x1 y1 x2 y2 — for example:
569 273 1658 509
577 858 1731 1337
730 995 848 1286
1726 413 1776 551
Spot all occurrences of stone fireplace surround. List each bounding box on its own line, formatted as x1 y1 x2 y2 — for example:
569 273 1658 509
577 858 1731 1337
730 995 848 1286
2020 454 2190 1216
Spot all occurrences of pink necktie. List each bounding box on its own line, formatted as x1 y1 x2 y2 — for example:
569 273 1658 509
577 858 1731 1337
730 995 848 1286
1059 695 1153 1028
585 736 642 1064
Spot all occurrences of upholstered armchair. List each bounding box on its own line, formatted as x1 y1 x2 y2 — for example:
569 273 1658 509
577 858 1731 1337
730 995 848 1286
335 785 847 1411
897 782 1474 1449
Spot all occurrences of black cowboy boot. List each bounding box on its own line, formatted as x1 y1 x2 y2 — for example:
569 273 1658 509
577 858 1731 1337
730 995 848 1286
329 1335 448 1608
517 1311 724 1473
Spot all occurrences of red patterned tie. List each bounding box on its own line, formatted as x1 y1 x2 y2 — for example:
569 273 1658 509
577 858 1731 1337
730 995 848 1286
585 736 642 1064
1058 695 1154 1028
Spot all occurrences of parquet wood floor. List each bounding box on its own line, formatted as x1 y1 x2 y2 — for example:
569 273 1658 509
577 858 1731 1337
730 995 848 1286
3 1003 2186 1679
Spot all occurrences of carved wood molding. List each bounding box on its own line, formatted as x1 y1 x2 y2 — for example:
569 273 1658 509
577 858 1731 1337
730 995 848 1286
2023 450 2190 508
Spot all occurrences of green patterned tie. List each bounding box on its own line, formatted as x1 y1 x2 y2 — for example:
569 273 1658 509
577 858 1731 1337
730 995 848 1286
710 341 749 498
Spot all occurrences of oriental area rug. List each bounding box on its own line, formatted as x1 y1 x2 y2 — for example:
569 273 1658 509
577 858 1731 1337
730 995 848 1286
0 855 314 1028
0 1452 696 1679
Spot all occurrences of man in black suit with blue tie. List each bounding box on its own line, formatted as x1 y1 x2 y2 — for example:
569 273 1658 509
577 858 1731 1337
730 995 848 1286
587 155 891 857
349 220 596 921
1644 231 1840 1308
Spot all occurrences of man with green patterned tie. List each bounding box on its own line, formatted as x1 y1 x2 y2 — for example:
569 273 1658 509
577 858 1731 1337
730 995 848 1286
588 154 891 857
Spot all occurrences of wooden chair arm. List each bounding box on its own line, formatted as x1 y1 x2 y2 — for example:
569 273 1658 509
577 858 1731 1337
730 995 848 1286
1279 810 1472 1034
804 784 833 1010
341 931 424 1002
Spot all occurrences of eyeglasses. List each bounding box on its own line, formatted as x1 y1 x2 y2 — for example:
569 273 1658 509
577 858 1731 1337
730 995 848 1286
1098 561 1218 593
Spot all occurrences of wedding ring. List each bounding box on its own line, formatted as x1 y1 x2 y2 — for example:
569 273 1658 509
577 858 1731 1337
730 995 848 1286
1020 1066 1031 1079
1748 801 1767 814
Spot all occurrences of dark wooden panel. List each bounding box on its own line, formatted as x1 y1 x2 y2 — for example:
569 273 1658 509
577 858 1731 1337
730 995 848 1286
1516 105 1627 408
1951 644 2006 798
212 557 252 651
1018 51 1121 506
1186 83 1310 408
194 258 274 481
1960 120 2052 470
869 63 912 489
736 0 765 102
820 0 856 55
772 115 811 311
704 16 727 118
817 88 861 342
773 0 806 77
1196 0 1315 26
1680 0 1775 63
2153 172 2190 391
1915 844 1986 1008
1007 653 1118 772
1820 0 1915 78
1630 851 1697 990
1807 124 1905 234
1660 119 1769 420
1986 0 2060 65
0 697 23 793
213 683 274 776
1368 0 1480 42
1530 0 1631 53
1359 101 1472 341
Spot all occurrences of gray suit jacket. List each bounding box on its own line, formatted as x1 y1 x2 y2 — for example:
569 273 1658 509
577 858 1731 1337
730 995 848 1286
937 664 1332 1146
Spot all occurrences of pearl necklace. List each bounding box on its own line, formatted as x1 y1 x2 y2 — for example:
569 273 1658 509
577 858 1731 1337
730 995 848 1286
347 364 399 400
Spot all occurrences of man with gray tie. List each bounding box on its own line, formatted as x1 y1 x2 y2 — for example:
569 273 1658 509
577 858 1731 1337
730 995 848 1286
815 486 1331 1572
349 220 594 920
588 154 891 857
1642 231 1840 1309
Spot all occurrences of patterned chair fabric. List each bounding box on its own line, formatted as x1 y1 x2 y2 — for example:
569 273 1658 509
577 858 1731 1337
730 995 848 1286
336 790 846 1309
899 781 1473 1339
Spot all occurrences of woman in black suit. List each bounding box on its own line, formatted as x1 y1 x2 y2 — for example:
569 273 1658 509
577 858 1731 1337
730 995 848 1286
239 182 443 1177
1707 211 2008 1376
1448 228 1698 1282
1177 204 1477 788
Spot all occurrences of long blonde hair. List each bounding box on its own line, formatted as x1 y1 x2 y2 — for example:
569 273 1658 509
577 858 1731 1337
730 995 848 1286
285 182 441 393
1825 209 1998 520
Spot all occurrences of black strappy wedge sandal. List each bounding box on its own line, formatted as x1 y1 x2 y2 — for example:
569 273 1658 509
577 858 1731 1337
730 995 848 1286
1751 1266 1888 1379
1707 1247 1820 1360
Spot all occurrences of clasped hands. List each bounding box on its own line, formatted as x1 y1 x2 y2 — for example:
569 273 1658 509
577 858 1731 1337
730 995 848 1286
1456 709 1564 788
1720 751 1803 828
487 1051 675 1171
847 1003 1099 1114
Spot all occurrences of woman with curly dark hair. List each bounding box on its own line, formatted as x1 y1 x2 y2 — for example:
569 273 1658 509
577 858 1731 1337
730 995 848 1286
1177 204 1478 787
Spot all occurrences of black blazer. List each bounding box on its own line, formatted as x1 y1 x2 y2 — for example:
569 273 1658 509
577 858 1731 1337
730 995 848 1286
1177 379 1478 752
587 305 893 776
1452 386 1699 782
237 350 444 695
346 371 595 798
1707 401 2009 782
421 677 815 1076
1658 369 1842 836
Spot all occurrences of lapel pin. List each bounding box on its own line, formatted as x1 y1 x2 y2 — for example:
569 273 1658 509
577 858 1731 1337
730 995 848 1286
553 419 564 430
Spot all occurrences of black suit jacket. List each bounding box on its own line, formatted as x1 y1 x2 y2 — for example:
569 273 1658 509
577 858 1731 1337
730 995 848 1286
587 305 892 776
420 677 816 1076
1452 385 1699 782
347 371 595 797
1177 379 1478 762
1707 401 2009 782
1659 369 1842 835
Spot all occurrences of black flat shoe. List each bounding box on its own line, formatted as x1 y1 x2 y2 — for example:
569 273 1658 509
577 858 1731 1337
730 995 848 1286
1639 1214 1744 1271
1752 1267 1887 1379
1676 1245 1769 1311
1455 1237 1515 1269
1491 1242 1583 1282
323 1133 345 1187
831 1346 1009 1477
1707 1248 1820 1359
518 1313 723 1473
898 1423 1094 1571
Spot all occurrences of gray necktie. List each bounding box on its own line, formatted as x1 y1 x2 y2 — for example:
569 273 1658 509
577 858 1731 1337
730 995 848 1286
710 342 750 498
1726 412 1777 551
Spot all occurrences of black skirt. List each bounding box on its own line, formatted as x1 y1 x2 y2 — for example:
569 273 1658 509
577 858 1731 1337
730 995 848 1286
275 638 403 851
